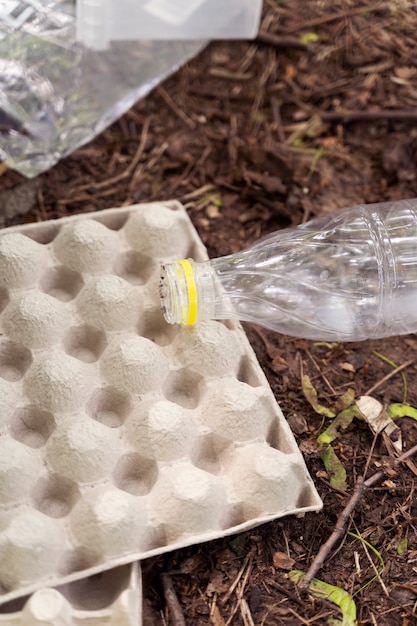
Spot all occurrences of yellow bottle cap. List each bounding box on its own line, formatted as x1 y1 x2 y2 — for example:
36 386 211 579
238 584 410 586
176 259 198 325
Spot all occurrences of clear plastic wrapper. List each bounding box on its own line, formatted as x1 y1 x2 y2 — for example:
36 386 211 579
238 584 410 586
0 0 205 177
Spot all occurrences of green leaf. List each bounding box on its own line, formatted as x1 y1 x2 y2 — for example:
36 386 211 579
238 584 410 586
289 570 357 626
302 374 336 418
397 536 408 556
313 342 340 349
299 32 320 44
321 445 347 491
389 403 417 421
317 405 360 445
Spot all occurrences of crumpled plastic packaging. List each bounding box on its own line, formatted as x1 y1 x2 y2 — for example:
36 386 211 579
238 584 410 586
0 0 205 177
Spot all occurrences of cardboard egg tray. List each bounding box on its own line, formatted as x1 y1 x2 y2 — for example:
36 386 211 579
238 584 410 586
0 201 322 612
0 563 141 625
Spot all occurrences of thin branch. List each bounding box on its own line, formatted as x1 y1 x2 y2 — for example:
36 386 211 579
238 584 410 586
365 358 414 396
222 554 251 604
300 441 417 588
285 3 390 33
321 110 417 124
161 573 186 626
270 97 286 143
157 86 196 129
73 116 151 194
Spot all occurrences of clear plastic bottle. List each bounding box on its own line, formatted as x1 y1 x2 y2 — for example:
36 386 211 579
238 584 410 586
159 199 417 341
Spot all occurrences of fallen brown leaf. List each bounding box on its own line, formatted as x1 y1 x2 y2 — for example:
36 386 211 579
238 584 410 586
273 551 296 570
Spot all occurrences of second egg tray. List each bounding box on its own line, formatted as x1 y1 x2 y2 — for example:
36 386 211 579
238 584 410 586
0 563 141 625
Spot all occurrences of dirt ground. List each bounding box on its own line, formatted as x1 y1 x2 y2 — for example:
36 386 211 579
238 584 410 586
1 1 417 624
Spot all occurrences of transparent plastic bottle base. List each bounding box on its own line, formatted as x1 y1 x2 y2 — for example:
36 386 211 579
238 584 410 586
159 199 417 342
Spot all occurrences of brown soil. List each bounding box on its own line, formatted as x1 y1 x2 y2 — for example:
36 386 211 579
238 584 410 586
1 1 417 624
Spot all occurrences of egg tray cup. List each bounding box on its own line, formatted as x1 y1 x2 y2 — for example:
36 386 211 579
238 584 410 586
0 201 322 608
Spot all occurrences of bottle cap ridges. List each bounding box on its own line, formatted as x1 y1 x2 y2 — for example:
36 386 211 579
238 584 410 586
0 201 322 609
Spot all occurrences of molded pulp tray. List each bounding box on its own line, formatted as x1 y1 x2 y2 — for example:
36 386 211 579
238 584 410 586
0 563 141 625
0 201 322 606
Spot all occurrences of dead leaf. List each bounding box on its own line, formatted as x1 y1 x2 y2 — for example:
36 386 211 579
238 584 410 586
356 396 402 453
273 551 296 570
407 550 417 564
356 396 383 424
302 374 335 418
339 362 355 373
206 571 230 596
179 554 206 574
287 413 308 435
271 355 288 373
321 136 339 149
206 204 220 219
299 438 320 456
336 388 356 411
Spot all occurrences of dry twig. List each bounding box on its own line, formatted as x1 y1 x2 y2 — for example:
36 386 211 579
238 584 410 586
72 116 151 195
300 442 417 588
285 3 390 33
321 110 417 124
157 86 196 129
161 573 186 626
270 97 286 143
364 358 414 396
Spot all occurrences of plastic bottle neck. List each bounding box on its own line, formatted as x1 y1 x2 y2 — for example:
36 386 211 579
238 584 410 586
160 258 235 325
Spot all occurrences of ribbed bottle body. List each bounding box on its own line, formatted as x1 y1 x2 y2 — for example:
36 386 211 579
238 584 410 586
208 200 417 340
161 199 417 341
